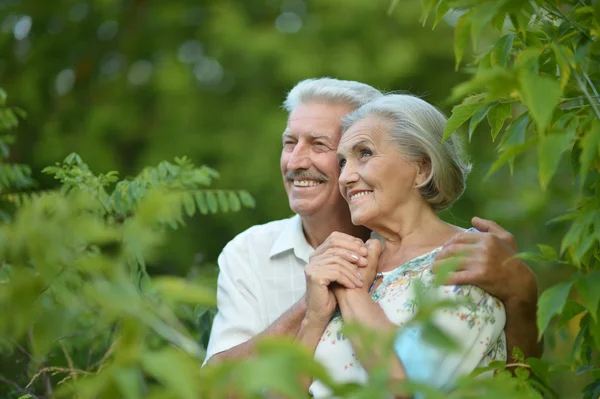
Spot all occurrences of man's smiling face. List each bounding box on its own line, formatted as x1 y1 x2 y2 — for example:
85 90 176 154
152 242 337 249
280 101 355 217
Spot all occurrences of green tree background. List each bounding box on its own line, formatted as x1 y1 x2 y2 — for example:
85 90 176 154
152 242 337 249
0 0 584 397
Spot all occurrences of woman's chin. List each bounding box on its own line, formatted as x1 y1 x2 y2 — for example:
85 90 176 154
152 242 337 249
350 213 371 228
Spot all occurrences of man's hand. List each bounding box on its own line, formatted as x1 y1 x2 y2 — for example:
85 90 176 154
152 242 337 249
433 216 542 359
433 217 537 304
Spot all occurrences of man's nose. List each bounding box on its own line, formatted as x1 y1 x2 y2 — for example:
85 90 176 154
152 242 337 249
287 143 311 170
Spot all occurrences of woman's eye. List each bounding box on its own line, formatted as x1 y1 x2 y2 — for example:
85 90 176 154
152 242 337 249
360 149 372 158
338 158 346 168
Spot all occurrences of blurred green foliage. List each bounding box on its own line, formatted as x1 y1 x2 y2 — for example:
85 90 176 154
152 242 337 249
0 0 465 274
421 0 600 398
0 0 597 397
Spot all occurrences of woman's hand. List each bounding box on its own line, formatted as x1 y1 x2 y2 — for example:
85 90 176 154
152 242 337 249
333 238 383 300
304 232 369 324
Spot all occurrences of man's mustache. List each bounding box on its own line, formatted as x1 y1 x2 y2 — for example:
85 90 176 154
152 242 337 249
285 170 329 182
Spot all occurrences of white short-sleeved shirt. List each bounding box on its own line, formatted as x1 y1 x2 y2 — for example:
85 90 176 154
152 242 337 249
204 215 312 363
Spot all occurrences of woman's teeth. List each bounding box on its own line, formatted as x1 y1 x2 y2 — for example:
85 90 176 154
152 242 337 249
350 191 371 200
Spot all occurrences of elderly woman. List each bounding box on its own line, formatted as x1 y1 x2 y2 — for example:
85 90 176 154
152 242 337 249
297 94 506 397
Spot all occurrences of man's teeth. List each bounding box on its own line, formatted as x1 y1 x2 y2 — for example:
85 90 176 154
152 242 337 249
293 180 321 187
350 191 371 200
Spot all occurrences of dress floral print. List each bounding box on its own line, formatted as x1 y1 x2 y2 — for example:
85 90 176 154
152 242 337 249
309 229 507 398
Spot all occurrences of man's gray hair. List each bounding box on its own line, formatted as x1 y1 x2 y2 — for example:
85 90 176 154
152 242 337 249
283 77 383 113
342 94 472 211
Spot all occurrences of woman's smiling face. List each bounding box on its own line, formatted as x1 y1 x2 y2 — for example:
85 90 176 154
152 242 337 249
336 115 427 228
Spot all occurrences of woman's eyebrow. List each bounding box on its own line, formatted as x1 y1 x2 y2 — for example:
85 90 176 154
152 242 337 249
351 139 372 152
337 138 371 157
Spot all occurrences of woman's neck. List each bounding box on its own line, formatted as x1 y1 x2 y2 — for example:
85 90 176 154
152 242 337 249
369 203 463 273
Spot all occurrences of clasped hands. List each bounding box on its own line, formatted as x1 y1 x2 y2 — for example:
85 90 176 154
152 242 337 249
303 217 538 329
303 232 383 327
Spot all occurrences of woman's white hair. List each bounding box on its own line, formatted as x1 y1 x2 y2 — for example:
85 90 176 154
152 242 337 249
341 94 472 211
283 78 383 113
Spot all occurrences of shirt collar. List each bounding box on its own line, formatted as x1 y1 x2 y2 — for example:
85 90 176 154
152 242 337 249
269 214 313 264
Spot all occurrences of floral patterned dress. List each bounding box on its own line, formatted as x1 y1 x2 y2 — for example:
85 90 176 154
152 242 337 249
309 231 507 398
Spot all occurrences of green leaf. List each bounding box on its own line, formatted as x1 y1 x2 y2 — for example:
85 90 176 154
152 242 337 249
487 102 512 141
113 187 123 214
194 192 209 215
418 0 437 23
537 244 558 260
0 88 6 104
537 280 575 340
433 1 450 29
557 300 586 328
142 349 200 399
491 10 506 32
519 73 562 133
578 272 600 322
443 95 485 141
485 139 537 179
153 277 216 306
552 43 573 90
537 131 575 190
228 191 241 212
182 192 196 217
561 220 584 255
113 367 143 399
579 121 600 186
468 102 494 141
470 1 505 49
217 191 230 213
454 10 472 70
206 191 218 214
499 112 529 151
238 190 256 208
590 317 600 349
527 358 551 386
491 34 514 67
574 232 595 263
420 321 459 351
64 152 77 164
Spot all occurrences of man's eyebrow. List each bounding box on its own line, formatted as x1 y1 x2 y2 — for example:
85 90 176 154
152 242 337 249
308 133 333 142
281 132 334 142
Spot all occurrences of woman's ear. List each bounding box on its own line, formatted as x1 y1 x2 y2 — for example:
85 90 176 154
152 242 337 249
415 158 432 186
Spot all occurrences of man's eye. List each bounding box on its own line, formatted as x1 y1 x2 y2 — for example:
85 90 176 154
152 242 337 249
283 141 296 147
315 141 328 147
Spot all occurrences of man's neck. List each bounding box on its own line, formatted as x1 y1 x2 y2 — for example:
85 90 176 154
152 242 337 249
300 210 370 249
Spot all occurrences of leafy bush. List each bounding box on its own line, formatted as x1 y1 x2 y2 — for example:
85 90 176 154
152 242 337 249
416 0 600 397
2 0 600 397
0 88 255 398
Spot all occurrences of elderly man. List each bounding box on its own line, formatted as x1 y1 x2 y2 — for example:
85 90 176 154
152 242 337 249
205 78 541 365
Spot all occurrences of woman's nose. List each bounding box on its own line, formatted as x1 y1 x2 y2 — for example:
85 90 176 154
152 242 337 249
339 162 359 187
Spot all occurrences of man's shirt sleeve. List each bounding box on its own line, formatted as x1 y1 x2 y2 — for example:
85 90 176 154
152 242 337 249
204 237 263 364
